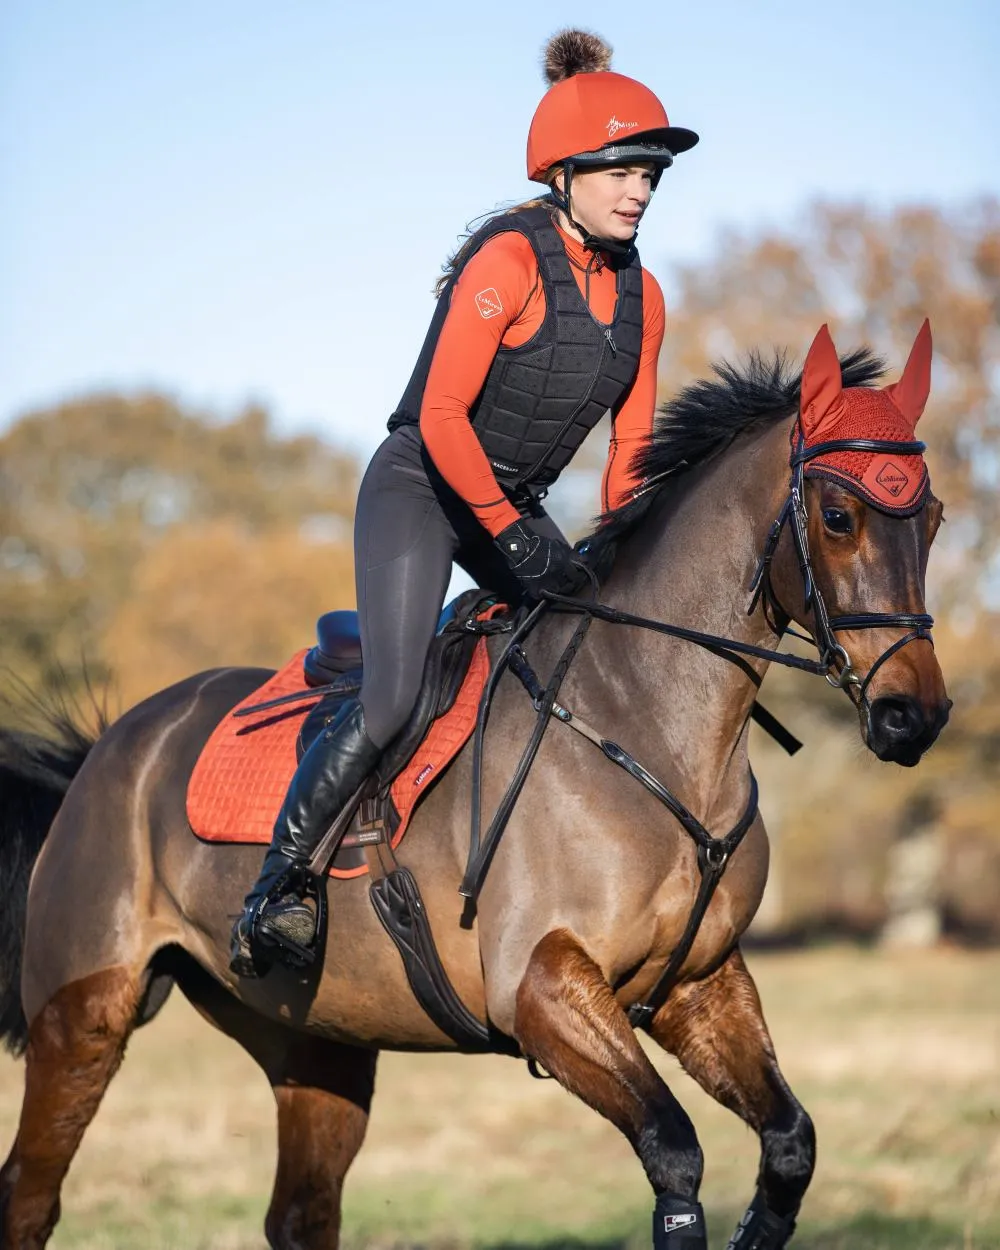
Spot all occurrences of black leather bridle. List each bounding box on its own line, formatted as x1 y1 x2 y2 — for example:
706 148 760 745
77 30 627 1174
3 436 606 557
461 426 938 1032
749 429 935 736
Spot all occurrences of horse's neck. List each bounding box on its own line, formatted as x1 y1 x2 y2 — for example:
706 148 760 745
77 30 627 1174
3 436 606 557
580 421 791 815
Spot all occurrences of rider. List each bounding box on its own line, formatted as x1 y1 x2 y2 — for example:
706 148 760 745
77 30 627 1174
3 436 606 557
230 29 698 975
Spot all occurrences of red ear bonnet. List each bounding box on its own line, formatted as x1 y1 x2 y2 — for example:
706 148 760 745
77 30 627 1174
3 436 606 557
800 324 846 443
799 320 931 514
883 318 932 430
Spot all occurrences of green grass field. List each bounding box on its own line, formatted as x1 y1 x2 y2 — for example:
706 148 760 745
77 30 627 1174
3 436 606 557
1 946 997 1249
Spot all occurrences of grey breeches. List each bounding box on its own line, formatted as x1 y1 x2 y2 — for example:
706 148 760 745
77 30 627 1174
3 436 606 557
353 425 566 748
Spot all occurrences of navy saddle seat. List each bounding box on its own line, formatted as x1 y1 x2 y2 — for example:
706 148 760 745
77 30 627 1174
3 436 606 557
303 597 466 688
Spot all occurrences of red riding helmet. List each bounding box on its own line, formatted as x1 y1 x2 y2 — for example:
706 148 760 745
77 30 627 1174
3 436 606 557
527 31 698 183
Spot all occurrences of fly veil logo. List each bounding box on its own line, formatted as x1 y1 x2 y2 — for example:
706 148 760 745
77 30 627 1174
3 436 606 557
606 115 639 140
875 462 910 497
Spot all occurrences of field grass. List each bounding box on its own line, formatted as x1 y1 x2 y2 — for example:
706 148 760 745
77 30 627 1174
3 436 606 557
1 946 997 1249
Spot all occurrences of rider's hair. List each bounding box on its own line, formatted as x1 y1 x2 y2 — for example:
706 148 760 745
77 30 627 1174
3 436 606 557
432 171 561 298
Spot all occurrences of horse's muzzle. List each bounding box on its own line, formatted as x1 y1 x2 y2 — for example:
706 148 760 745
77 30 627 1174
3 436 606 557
867 695 952 767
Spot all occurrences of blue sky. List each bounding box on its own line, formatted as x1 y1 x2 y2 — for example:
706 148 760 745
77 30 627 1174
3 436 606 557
2 0 998 467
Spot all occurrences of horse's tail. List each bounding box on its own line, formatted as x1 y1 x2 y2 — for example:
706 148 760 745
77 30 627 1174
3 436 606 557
0 717 98 1056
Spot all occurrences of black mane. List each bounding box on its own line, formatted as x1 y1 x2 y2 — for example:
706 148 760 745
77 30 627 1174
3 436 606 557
585 346 885 565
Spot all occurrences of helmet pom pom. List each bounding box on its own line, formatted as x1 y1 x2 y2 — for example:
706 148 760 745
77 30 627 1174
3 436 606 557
542 29 612 85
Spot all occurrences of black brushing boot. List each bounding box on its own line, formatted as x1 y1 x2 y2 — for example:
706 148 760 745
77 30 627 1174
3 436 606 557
653 1193 708 1250
726 1191 797 1249
229 699 381 977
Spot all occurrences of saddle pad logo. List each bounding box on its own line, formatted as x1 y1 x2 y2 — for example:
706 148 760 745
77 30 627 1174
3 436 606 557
475 288 503 319
663 1213 698 1234
414 764 435 787
875 462 909 497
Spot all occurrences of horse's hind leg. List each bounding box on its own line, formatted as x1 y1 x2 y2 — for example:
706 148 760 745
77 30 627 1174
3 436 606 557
175 958 376 1250
514 929 709 1249
651 947 815 1250
0 967 141 1250
265 1036 376 1250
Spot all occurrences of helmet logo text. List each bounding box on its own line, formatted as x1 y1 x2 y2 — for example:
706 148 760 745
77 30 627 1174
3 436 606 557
606 115 639 139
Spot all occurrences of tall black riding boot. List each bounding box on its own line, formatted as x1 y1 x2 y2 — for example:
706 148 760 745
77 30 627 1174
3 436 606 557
229 699 381 977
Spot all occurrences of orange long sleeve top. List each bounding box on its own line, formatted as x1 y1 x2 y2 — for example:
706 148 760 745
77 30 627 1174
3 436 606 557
418 221 665 537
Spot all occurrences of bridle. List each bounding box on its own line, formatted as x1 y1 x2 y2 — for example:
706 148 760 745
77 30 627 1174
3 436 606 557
460 424 938 1033
749 429 935 736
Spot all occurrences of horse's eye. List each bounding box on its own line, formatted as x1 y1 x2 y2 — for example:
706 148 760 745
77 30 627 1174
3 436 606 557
822 508 853 535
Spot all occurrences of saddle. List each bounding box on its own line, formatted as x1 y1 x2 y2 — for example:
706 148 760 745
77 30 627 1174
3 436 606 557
186 589 505 877
300 593 482 774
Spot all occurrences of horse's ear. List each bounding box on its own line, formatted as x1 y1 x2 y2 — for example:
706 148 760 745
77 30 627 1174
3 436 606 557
884 318 932 429
800 324 844 442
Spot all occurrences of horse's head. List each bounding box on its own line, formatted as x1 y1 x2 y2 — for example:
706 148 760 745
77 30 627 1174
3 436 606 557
769 321 951 766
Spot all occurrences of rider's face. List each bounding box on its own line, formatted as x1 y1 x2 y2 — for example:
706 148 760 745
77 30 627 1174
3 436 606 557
558 164 655 242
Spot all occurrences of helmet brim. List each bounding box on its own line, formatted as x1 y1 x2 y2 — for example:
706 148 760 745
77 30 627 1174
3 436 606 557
571 126 700 167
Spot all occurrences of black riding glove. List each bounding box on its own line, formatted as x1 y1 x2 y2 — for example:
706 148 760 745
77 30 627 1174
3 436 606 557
494 519 584 600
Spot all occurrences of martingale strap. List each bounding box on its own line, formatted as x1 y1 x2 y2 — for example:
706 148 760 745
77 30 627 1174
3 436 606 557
497 641 759 1026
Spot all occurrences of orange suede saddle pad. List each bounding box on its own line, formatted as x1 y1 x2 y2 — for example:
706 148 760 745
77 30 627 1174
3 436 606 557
186 639 490 879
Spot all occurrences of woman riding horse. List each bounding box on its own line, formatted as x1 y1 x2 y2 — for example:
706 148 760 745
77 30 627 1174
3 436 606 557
230 30 699 975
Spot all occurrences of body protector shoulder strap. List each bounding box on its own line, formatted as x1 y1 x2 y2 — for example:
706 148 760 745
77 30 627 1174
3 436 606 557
388 203 644 491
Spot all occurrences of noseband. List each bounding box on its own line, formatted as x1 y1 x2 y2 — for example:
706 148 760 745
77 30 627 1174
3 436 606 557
749 430 935 729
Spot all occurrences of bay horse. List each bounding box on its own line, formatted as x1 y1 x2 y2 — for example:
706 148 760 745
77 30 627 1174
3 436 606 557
0 324 949 1250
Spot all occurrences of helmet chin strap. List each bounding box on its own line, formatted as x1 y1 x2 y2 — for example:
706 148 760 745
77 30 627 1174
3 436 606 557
550 163 638 262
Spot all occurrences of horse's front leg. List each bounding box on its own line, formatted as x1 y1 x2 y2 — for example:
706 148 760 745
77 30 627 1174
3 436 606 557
514 928 708 1250
650 947 815 1250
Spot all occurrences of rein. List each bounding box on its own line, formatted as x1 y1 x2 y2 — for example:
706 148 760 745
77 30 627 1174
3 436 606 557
461 430 936 1031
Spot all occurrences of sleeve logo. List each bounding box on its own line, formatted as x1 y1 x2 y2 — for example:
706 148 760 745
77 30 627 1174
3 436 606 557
475 288 504 319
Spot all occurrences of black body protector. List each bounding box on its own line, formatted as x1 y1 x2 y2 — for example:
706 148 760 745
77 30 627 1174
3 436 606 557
389 203 644 492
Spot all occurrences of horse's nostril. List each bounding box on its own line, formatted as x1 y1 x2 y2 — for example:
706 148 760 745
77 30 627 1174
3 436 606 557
870 696 924 744
879 699 914 735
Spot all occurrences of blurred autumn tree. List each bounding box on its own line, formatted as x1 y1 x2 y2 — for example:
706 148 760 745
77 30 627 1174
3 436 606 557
654 197 1000 941
660 198 1000 615
556 198 1000 938
1 198 997 937
0 395 357 715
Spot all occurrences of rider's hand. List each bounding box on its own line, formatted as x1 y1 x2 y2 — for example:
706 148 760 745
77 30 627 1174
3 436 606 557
494 519 586 600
